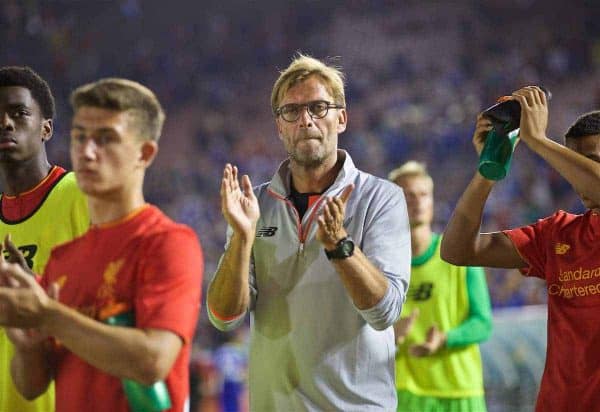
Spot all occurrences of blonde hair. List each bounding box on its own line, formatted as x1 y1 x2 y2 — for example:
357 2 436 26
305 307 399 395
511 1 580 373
271 53 345 114
70 78 165 142
388 161 434 188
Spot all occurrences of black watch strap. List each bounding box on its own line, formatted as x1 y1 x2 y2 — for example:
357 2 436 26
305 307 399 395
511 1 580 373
325 236 355 260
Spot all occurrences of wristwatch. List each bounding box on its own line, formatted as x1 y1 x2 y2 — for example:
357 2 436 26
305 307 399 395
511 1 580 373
325 236 355 260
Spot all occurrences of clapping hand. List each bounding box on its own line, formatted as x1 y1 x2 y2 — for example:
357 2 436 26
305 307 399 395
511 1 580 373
0 246 50 330
220 164 260 238
3 234 34 275
393 308 420 345
316 184 354 250
5 283 59 351
408 325 447 357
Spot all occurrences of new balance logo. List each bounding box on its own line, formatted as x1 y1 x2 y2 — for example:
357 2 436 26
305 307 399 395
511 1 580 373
555 243 570 255
2 244 37 269
256 226 278 237
408 282 434 301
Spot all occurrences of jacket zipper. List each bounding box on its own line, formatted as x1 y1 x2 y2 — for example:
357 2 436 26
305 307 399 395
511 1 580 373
267 189 326 255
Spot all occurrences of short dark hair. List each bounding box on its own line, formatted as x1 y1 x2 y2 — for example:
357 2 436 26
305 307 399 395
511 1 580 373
70 78 165 142
0 66 55 120
565 111 600 139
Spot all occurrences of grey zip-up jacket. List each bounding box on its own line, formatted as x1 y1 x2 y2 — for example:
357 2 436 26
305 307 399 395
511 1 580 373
210 151 411 411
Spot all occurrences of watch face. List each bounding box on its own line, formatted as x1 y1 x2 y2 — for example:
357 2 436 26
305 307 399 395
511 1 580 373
341 239 354 256
325 237 355 260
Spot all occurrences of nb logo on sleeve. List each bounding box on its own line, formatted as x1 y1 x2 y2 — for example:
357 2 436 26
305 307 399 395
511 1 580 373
256 226 278 237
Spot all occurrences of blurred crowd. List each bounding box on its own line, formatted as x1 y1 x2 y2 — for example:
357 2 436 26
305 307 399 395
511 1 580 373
3 0 600 410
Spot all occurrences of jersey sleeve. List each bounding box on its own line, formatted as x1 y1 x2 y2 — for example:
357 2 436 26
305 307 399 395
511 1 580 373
134 227 204 343
445 266 493 348
358 184 411 330
503 213 559 280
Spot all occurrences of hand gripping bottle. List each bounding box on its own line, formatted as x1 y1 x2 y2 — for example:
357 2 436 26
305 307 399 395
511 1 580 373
478 87 551 180
105 312 172 412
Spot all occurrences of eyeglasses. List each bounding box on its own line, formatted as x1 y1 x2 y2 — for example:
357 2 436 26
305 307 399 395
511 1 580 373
275 100 344 122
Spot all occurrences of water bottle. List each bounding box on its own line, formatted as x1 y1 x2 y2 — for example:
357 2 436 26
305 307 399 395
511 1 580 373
477 125 520 181
478 87 551 180
105 312 172 412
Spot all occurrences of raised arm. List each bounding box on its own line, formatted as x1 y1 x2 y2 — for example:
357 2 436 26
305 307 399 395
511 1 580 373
512 86 600 206
9 336 53 400
441 115 525 268
5 284 58 400
318 185 388 308
2 236 52 399
317 184 410 330
207 164 260 326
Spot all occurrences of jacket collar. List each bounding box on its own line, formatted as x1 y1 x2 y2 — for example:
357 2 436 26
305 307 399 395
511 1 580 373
268 149 359 197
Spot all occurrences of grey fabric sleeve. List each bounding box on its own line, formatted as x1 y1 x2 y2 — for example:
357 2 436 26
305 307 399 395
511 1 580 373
357 186 411 330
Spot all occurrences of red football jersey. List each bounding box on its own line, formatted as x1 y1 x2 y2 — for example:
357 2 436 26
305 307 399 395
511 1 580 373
42 205 203 412
504 210 600 412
